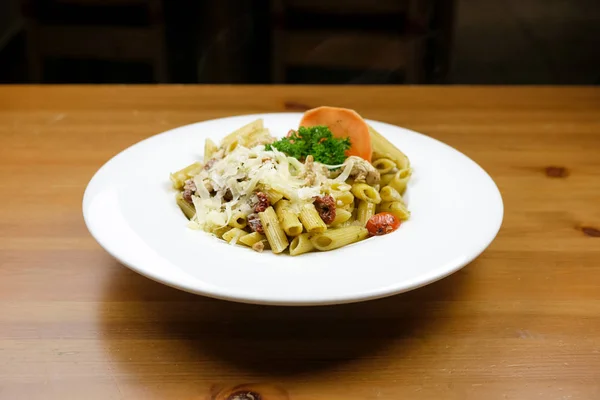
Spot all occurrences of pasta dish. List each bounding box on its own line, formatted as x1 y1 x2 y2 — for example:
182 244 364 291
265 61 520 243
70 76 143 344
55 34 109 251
169 106 411 255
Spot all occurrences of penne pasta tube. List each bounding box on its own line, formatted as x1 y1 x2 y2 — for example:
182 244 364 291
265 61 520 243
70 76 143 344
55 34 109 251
228 211 247 229
175 192 196 219
204 138 218 161
221 119 264 149
222 227 247 244
239 232 266 247
380 185 404 203
341 199 355 213
351 201 359 221
351 183 381 204
329 182 352 192
356 200 376 226
332 190 354 206
259 206 289 253
311 226 369 251
212 226 230 238
388 168 411 195
372 158 396 175
289 233 315 256
170 162 203 189
380 173 395 187
246 128 273 148
225 138 242 154
378 201 411 221
330 208 352 226
269 183 296 201
263 188 284 205
275 200 303 236
299 203 327 233
368 125 410 170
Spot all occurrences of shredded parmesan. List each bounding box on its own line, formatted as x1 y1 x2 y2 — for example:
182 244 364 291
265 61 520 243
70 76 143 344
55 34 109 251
189 144 333 230
334 159 355 183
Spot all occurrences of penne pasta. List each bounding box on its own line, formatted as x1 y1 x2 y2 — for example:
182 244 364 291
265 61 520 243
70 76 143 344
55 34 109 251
239 232 266 247
341 199 355 214
329 182 352 192
259 206 289 253
171 110 411 256
263 188 284 205
212 225 231 239
311 226 369 251
224 138 242 154
275 200 303 236
170 162 203 189
299 203 327 233
356 200 376 226
380 172 395 187
378 201 411 221
228 211 247 229
330 208 352 226
289 233 315 256
175 192 196 219
351 183 381 204
388 168 411 195
269 183 297 201
204 138 218 161
222 227 247 244
220 118 264 150
372 158 396 175
332 190 354 206
369 125 410 170
247 128 273 148
380 185 404 203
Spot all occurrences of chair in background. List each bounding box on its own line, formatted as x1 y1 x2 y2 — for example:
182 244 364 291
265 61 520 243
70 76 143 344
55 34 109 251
269 0 456 84
22 0 168 83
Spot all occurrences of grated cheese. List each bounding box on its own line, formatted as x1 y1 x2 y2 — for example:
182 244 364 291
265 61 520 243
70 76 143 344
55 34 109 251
190 144 332 230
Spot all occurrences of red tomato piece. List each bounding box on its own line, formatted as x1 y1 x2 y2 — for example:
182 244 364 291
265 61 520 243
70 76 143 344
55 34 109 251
366 212 401 236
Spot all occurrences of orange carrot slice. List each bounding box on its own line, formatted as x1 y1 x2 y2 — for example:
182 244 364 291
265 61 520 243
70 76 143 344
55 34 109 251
299 106 372 162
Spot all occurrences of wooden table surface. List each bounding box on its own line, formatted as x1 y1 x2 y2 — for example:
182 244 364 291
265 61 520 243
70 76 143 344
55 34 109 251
0 85 599 400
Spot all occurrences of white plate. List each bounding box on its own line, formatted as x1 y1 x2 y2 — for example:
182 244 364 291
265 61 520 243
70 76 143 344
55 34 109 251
83 113 503 305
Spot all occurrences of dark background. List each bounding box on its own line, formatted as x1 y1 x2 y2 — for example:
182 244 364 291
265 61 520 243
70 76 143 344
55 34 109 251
1 0 598 85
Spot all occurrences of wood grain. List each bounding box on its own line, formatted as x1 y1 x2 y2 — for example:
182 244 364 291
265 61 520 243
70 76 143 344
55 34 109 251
0 85 599 400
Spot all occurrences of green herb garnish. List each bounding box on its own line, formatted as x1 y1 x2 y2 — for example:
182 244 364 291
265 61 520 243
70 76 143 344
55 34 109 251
265 126 351 165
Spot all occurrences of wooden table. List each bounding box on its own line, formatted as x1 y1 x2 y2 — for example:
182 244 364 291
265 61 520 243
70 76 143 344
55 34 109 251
1 86 599 400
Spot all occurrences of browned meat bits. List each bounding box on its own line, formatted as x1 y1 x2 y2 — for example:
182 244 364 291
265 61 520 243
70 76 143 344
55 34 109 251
313 195 336 224
254 192 271 213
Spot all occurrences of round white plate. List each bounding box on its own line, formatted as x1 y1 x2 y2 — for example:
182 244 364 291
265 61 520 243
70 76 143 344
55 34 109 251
83 113 503 306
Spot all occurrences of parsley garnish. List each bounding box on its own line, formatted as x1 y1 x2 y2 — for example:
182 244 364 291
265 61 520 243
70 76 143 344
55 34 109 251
265 126 351 165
